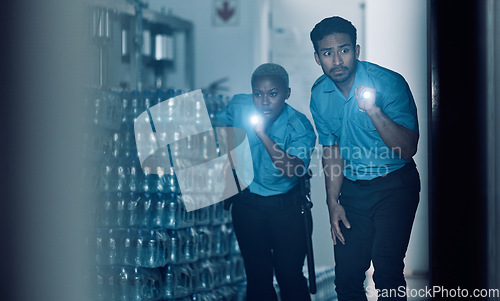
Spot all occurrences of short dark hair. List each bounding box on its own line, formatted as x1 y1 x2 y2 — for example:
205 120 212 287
251 63 289 88
310 16 357 53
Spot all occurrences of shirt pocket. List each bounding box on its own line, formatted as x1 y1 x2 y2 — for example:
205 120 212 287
259 156 285 186
316 102 342 141
352 110 377 132
324 102 342 134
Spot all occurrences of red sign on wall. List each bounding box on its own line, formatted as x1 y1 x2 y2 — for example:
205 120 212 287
212 0 240 26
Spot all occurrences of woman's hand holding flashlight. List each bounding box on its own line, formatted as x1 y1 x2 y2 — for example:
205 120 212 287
355 85 377 113
251 114 268 136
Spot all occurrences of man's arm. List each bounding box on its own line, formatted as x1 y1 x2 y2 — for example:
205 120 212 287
322 144 350 245
356 86 419 160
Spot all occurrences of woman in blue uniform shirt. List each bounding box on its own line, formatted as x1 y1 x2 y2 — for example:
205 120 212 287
216 63 317 301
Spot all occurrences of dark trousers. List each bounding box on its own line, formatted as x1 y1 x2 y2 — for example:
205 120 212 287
334 162 421 301
231 187 311 301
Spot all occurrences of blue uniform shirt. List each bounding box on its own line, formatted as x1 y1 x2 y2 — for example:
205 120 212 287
216 94 317 196
310 60 418 181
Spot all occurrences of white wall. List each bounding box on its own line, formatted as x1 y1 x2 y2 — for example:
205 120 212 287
148 0 261 94
365 0 429 276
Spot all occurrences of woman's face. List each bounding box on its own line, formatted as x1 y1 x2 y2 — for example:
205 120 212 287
252 75 290 123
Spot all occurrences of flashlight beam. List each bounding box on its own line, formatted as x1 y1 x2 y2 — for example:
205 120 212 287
250 115 260 125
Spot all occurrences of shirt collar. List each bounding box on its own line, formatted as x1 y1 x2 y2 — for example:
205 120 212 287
322 75 337 93
321 60 369 96
351 60 370 95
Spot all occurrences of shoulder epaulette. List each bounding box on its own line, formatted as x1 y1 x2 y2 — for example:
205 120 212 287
311 74 327 91
287 108 311 134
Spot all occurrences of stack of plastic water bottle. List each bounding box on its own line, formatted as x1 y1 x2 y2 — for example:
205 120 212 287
84 87 246 301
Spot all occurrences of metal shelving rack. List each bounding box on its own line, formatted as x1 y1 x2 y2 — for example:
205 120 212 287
83 2 247 300
87 0 194 91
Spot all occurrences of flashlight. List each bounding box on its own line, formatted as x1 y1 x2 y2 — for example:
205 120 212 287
250 115 260 125
362 91 371 99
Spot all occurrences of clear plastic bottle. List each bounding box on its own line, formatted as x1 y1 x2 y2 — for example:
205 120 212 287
166 193 195 229
164 192 182 229
163 264 176 299
120 90 131 127
107 228 118 265
131 267 144 301
163 264 193 299
117 266 130 301
160 230 171 265
99 192 116 228
126 192 140 228
211 258 225 288
115 192 126 228
182 227 199 263
142 166 159 194
157 231 168 267
139 193 153 228
167 229 181 264
120 124 137 160
123 228 136 266
180 195 195 228
115 228 126 265
196 225 213 259
143 230 160 268
128 158 143 194
135 229 145 266
151 193 165 228
161 167 180 195
128 90 141 125
231 254 245 283
211 224 229 257
115 156 129 193
142 89 155 110
100 152 119 193
143 267 164 300
110 131 122 158
195 259 215 292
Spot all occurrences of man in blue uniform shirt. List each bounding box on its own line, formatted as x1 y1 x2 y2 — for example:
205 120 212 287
217 63 316 301
309 16 421 301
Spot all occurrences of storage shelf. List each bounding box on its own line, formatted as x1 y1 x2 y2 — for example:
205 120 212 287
88 0 193 31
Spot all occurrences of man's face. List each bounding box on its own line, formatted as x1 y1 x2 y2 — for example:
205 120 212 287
252 76 290 123
314 33 360 86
